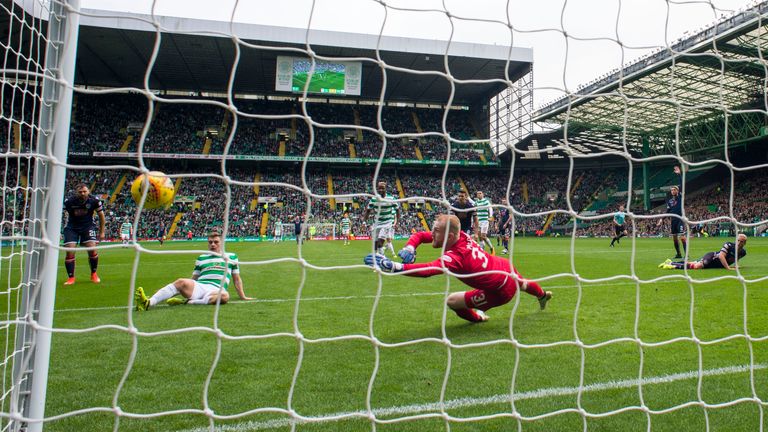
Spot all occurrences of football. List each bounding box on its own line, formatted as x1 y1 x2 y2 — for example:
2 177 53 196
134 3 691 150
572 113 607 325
130 171 175 209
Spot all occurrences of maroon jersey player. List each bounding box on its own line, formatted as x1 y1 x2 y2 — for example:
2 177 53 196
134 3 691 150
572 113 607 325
365 214 552 322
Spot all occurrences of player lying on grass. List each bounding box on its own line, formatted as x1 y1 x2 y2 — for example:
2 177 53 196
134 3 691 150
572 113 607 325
659 234 747 271
134 230 252 311
364 214 552 323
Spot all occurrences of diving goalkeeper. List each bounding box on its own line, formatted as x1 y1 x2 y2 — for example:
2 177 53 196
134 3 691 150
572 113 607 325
364 214 552 322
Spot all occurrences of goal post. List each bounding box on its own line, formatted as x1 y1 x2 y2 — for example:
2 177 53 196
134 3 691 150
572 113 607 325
9 1 81 431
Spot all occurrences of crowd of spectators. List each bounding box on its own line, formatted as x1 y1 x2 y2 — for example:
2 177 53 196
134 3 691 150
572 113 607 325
4 161 767 243
5 90 766 241
65 94 494 163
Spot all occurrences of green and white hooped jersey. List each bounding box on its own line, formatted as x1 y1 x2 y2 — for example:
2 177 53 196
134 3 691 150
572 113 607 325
341 217 351 231
475 198 492 222
120 222 132 235
193 252 239 289
367 194 398 228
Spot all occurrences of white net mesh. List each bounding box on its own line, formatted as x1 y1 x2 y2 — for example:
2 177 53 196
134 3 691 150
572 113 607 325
1 0 767 431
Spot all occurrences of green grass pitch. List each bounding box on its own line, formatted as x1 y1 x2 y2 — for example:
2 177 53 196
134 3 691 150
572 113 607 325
3 236 767 431
292 71 346 93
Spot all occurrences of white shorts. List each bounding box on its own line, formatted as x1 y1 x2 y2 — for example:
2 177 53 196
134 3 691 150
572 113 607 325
120 233 130 241
478 220 489 234
342 228 350 235
372 223 394 240
192 281 225 303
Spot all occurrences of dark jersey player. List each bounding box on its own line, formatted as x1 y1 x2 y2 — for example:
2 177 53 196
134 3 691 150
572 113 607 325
660 234 747 271
450 190 478 238
62 183 106 285
364 214 552 323
158 222 166 245
657 165 686 258
294 216 303 244
497 198 512 254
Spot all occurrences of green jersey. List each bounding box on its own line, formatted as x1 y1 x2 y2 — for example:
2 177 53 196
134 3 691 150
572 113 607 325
120 222 132 236
475 197 492 222
193 252 239 289
367 194 398 227
341 217 351 231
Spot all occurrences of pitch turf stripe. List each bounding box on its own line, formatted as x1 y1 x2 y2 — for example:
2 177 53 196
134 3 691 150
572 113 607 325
179 363 767 432
50 279 682 314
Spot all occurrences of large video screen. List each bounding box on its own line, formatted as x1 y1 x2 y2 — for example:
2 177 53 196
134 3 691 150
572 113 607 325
275 56 361 96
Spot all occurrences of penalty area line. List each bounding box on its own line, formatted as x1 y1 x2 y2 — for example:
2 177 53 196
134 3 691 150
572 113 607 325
179 363 767 432
51 279 681 314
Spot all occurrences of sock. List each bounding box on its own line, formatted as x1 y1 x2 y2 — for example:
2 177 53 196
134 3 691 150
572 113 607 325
187 298 209 305
387 242 396 255
88 254 99 273
502 239 508 249
520 279 545 298
682 240 687 254
149 283 179 306
672 262 685 270
65 258 75 277
453 308 484 323
673 239 681 256
610 237 616 246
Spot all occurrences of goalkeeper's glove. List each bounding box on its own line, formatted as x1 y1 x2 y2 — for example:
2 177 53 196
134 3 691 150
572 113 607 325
397 245 416 264
363 253 403 273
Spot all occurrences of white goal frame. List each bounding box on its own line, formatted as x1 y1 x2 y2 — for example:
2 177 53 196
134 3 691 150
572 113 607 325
6 1 81 431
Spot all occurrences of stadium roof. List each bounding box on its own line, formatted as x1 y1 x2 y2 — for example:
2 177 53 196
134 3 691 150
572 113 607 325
517 1 768 159
62 8 532 106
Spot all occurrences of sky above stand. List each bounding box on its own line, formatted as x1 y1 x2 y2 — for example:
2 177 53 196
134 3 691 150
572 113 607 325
83 0 759 107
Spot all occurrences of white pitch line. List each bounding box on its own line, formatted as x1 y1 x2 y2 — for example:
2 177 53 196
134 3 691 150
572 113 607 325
46 279 678 314
179 363 767 432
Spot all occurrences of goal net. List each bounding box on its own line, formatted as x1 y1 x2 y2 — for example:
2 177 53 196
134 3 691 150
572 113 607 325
2 0 767 431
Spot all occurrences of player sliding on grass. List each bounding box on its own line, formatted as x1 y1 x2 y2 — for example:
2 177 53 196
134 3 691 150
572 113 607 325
659 234 747 271
134 231 252 311
364 214 551 323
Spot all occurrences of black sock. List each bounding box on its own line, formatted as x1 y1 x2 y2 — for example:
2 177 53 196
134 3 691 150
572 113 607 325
673 239 681 256
88 254 99 273
65 258 75 277
673 262 685 269
610 237 616 246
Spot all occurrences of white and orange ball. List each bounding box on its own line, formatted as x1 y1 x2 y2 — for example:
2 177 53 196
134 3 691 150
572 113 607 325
130 171 175 209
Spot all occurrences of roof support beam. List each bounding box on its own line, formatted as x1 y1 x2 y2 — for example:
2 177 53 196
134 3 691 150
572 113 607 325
679 54 767 78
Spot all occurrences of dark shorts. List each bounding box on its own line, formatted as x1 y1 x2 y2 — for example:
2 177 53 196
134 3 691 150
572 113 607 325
670 217 686 235
614 224 626 236
700 252 722 269
63 226 98 245
498 222 510 236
